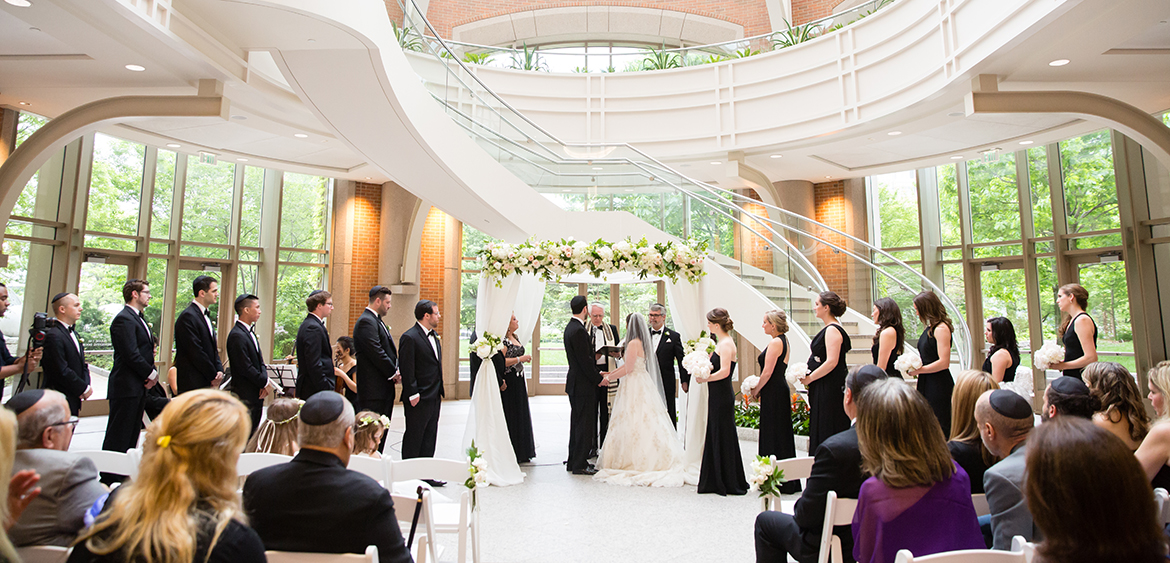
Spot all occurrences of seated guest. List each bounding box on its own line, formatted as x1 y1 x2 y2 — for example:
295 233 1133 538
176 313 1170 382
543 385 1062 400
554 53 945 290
1026 417 1167 563
0 407 27 562
352 410 389 459
1136 361 1170 488
4 390 106 547
69 390 265 563
245 398 302 456
754 364 887 563
1083 361 1149 451
947 370 999 494
852 379 983 563
976 389 1038 550
1041 376 1099 421
243 393 412 562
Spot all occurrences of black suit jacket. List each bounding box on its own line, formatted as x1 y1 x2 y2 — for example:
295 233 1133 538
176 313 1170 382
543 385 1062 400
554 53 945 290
793 426 866 560
172 303 223 393
399 324 444 403
108 306 155 400
295 314 334 399
227 322 266 406
468 331 505 392
564 318 599 397
242 449 412 563
41 323 90 413
353 309 397 404
653 326 689 386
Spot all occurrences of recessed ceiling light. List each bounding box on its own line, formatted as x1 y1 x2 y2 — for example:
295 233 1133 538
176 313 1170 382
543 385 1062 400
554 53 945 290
5 0 33 7
230 115 247 120
307 38 316 43
365 177 371 180
1019 140 1034 145
951 155 963 160
294 133 309 138
592 167 603 170
562 189 572 192
825 176 832 179
624 189 634 192
17 101 29 106
1049 59 1070 67
125 64 146 72
237 158 249 162
710 161 721 165
887 131 902 136
166 143 181 148
770 154 782 159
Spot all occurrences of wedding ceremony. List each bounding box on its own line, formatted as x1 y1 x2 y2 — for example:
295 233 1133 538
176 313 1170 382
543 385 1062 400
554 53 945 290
0 0 1169 561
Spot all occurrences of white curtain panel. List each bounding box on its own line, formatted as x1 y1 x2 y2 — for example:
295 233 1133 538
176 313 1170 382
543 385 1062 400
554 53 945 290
513 275 546 349
461 275 524 486
666 264 709 479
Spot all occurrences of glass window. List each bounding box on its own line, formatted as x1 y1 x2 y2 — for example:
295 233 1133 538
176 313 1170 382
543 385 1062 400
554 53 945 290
86 134 146 238
144 259 168 331
281 173 330 250
240 167 265 247
966 153 1021 245
12 113 49 219
1060 131 1119 241
942 263 966 324
77 262 134 397
274 265 325 358
152 150 176 240
611 194 664 230
182 157 236 245
1036 257 1059 342
0 240 40 355
620 283 661 327
537 283 580 384
937 164 961 246
1078 261 1133 372
237 264 259 301
1026 147 1053 238
871 171 920 248
689 192 734 257
980 268 1029 344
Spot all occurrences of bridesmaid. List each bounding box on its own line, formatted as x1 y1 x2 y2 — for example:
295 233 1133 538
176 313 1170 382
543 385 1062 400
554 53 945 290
982 317 1021 384
697 308 748 496
333 336 358 410
871 297 904 380
753 309 801 494
502 314 536 463
908 291 955 436
1049 283 1098 380
801 291 853 454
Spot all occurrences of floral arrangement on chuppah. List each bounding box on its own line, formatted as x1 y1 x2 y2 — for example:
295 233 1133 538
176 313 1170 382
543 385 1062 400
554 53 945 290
472 332 506 359
478 237 708 286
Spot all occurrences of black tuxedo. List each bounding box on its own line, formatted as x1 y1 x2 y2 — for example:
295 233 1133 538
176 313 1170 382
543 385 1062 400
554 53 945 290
41 322 90 416
227 321 267 433
399 323 444 459
103 306 155 455
353 308 397 416
243 449 412 563
651 326 689 426
172 303 223 394
564 317 600 471
295 314 334 399
468 331 505 392
589 322 619 449
754 426 865 563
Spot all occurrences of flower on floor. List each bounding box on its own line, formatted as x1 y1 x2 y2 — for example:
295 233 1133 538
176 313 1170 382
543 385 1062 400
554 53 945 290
893 349 923 377
1033 341 1065 370
474 332 505 359
749 455 787 498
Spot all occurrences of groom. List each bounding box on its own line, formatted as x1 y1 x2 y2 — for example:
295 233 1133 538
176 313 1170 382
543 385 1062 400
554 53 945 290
564 295 601 475
648 303 689 427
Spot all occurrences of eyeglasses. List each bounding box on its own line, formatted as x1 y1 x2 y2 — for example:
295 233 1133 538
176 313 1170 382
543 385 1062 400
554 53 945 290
647 313 665 318
48 417 80 430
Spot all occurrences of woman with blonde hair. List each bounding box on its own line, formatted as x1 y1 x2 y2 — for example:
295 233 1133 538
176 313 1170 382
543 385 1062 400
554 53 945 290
70 389 265 563
1049 283 1098 380
852 379 983 563
0 408 30 562
352 410 389 459
1135 361 1170 490
754 309 800 494
1082 362 1149 451
947 370 999 493
245 398 302 456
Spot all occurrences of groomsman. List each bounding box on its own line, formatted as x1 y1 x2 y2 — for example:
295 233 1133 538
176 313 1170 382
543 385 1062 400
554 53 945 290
295 290 335 399
40 293 91 416
399 300 445 463
564 296 600 475
354 285 398 453
648 303 689 426
103 279 157 459
588 303 619 454
172 275 224 393
227 294 270 434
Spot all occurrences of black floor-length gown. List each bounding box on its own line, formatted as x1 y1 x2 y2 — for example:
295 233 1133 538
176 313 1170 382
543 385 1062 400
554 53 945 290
343 365 359 410
806 324 852 453
698 353 748 496
917 326 954 437
757 334 801 494
501 339 536 463
871 329 902 379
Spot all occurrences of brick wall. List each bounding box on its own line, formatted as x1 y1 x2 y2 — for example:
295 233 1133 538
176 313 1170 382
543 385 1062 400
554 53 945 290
814 180 849 302
733 191 775 273
347 182 384 324
791 0 840 25
419 206 448 337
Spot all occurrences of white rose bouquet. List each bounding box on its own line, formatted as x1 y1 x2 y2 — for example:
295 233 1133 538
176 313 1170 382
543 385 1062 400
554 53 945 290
741 375 761 395
473 332 505 360
893 349 923 377
786 362 809 391
683 331 717 355
682 350 713 381
749 455 787 498
1033 341 1065 370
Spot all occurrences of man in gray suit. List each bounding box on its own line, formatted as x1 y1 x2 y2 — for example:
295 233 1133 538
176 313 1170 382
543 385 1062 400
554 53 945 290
976 389 1039 550
5 390 106 547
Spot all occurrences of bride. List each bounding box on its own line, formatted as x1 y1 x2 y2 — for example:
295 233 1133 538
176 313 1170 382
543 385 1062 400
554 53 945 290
594 312 696 487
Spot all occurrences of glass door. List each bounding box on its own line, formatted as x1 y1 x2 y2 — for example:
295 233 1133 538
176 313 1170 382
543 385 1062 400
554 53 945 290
76 261 132 403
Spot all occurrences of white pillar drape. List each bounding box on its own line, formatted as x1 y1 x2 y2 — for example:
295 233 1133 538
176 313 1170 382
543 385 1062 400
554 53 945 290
666 264 710 480
461 275 524 486
512 275 546 349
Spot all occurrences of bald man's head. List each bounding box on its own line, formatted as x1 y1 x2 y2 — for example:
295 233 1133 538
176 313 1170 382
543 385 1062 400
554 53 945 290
975 389 1034 457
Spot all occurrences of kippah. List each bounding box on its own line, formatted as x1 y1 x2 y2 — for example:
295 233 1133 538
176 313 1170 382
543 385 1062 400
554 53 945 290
369 285 390 299
1049 375 1089 396
309 289 326 297
234 293 258 306
989 389 1032 419
300 392 344 425
855 364 887 380
4 390 44 415
50 292 70 304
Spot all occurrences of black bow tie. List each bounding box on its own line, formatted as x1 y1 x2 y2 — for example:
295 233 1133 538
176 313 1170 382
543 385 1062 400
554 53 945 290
427 330 436 339
651 330 662 336
68 325 76 333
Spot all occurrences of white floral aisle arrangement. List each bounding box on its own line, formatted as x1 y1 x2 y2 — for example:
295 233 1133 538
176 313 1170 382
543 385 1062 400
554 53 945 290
1033 342 1065 370
749 455 788 510
473 332 505 359
893 349 923 378
478 237 708 286
786 362 809 391
465 441 488 507
682 331 716 381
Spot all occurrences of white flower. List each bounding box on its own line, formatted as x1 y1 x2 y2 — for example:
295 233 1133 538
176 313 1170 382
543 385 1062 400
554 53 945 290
472 458 487 470
473 471 488 485
893 350 923 377
741 375 760 393
682 350 713 380
1033 342 1065 370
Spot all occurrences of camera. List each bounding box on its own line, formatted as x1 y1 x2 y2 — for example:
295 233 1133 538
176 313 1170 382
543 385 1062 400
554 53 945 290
28 312 61 350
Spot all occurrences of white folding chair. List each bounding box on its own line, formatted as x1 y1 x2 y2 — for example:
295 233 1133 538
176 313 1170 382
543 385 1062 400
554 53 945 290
1155 487 1170 527
1010 535 1036 561
15 546 71 563
392 490 440 563
762 456 816 512
264 545 378 562
348 454 392 485
893 547 1029 562
237 452 293 477
391 458 478 563
76 449 142 479
971 493 990 517
816 490 858 563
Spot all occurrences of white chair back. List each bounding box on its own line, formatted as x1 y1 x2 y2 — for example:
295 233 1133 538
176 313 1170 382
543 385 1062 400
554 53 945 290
391 458 468 483
971 493 990 517
347 454 391 484
237 452 293 476
1010 536 1036 561
264 545 378 562
774 456 816 481
392 490 440 563
76 449 141 479
1155 487 1170 527
16 546 71 563
391 458 478 563
893 548 1029 562
816 490 858 563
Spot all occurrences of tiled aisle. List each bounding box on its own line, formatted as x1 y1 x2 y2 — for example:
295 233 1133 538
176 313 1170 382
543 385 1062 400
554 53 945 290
71 395 805 562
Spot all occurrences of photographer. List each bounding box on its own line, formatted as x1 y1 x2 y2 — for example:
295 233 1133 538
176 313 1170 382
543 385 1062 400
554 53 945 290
41 293 91 416
0 282 42 380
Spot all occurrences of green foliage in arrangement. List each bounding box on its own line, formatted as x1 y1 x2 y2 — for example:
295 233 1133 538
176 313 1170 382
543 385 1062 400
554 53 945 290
509 43 548 71
392 21 423 53
771 20 822 50
640 47 682 71
462 52 494 65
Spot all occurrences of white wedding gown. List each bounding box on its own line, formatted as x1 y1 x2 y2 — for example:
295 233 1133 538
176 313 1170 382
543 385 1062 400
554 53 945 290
594 361 698 487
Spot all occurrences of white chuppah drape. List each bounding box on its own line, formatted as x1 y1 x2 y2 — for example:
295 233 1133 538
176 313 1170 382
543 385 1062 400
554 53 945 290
461 275 524 486
666 270 708 480
512 275 546 349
